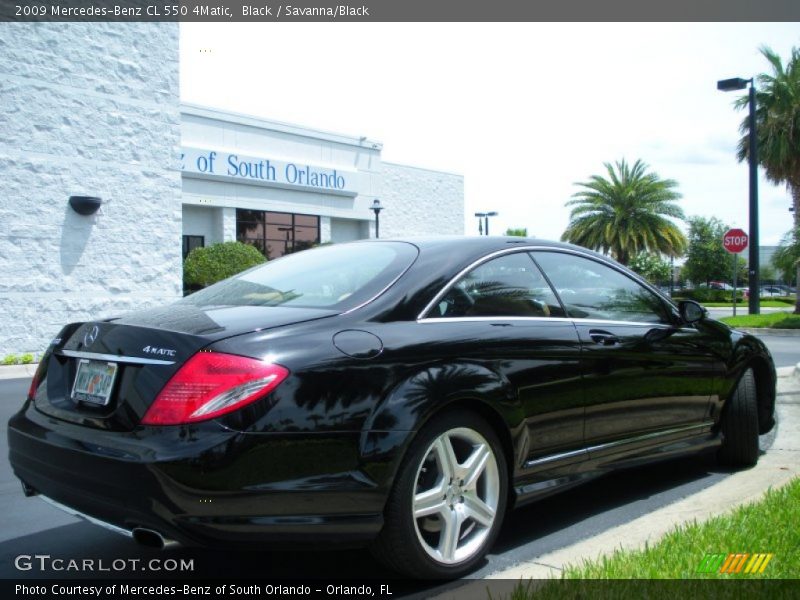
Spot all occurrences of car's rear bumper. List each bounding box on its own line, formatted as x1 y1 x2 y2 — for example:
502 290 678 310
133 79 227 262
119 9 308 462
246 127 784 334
8 403 387 549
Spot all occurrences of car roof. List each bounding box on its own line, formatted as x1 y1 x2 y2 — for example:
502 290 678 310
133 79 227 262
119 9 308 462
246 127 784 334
363 235 616 263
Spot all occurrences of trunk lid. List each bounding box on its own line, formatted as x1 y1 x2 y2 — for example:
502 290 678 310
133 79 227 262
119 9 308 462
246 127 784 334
34 303 336 430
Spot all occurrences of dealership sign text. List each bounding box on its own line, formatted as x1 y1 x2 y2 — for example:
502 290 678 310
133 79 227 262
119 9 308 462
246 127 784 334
181 147 357 196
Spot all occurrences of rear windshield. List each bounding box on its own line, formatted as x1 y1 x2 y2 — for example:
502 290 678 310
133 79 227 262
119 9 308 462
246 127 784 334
181 241 418 310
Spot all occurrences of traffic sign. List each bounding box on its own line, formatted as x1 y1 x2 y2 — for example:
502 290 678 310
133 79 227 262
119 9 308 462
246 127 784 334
723 228 748 254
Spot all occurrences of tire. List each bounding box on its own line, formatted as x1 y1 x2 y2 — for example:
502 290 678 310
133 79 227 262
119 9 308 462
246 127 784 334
371 410 508 579
718 368 760 467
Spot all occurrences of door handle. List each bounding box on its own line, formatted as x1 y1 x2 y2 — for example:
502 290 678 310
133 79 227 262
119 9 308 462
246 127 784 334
589 330 619 345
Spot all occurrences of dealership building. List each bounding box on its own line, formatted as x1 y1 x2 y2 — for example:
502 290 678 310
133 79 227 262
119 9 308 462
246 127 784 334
0 23 464 356
180 105 463 259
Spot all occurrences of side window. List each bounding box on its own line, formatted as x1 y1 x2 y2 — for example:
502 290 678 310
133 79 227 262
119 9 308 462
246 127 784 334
433 253 564 318
532 251 670 324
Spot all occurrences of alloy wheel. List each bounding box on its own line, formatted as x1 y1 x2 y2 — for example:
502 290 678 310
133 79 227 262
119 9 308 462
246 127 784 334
412 427 500 565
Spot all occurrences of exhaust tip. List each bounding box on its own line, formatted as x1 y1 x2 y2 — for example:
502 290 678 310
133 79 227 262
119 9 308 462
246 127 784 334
132 527 180 550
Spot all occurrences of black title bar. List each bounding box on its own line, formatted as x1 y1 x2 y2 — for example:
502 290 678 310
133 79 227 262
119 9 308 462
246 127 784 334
2 0 800 22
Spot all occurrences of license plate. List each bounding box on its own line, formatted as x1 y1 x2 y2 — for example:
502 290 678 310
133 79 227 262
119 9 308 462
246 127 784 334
71 359 118 406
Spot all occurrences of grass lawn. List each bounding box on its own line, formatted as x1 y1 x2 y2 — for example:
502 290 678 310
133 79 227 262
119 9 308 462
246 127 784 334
501 479 799 599
700 301 793 308
557 478 799 579
720 313 800 329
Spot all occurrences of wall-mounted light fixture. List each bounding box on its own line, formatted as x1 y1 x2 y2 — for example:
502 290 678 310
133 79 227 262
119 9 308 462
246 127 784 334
68 196 103 216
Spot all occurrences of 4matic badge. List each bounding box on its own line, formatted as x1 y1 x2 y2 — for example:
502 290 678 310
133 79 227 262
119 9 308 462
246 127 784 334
142 346 177 358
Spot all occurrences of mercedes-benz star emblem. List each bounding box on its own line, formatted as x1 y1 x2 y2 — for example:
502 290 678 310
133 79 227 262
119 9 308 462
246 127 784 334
83 325 99 348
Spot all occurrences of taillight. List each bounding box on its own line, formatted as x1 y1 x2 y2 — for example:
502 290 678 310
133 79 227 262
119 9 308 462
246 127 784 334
141 352 289 426
27 361 46 401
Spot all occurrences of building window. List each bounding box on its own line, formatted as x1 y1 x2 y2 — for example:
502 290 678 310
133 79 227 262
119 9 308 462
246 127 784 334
182 235 204 259
236 210 320 259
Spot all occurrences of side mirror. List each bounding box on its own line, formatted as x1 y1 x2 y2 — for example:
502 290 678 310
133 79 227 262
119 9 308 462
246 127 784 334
679 300 705 324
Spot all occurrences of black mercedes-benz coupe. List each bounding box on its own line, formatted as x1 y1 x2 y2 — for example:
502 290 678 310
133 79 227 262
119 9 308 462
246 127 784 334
8 237 776 578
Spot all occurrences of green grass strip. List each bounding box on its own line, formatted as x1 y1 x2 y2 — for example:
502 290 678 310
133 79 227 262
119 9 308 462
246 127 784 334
720 313 800 329
558 477 799 579
700 301 792 308
497 479 799 600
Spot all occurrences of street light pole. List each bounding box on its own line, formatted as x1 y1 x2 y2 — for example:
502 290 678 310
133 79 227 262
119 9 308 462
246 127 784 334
474 211 498 236
746 82 760 315
717 76 760 314
371 199 383 239
485 211 498 236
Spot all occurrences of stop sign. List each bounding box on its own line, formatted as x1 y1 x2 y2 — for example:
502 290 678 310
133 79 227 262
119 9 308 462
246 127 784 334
723 228 748 254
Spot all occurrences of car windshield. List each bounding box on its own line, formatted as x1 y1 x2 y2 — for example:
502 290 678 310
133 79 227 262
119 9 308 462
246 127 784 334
181 241 418 310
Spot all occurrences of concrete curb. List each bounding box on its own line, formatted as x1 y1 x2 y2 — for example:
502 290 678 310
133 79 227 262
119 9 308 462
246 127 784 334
441 371 800 595
780 364 800 385
0 363 39 381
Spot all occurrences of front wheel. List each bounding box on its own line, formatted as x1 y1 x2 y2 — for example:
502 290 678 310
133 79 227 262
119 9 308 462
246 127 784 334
371 411 507 578
718 368 760 467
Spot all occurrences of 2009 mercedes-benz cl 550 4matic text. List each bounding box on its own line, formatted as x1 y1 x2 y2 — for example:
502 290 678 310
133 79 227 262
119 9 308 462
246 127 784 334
8 237 776 578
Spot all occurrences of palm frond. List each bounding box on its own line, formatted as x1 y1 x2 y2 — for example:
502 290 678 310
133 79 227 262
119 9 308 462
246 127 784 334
563 158 687 264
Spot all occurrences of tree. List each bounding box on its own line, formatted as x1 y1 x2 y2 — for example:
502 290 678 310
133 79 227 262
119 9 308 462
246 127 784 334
683 216 747 286
629 253 672 285
772 226 800 286
734 46 800 312
759 264 777 284
561 159 687 265
505 228 528 237
184 241 266 288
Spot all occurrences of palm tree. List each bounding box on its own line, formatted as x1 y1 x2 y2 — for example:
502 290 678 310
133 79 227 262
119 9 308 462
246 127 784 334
561 159 687 265
734 46 800 313
772 226 800 289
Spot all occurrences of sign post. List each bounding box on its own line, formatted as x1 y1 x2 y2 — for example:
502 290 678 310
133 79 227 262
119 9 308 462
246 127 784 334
732 252 738 317
723 228 749 316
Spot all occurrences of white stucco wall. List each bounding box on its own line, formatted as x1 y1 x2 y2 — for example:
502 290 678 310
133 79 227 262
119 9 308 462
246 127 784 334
378 163 465 238
331 218 370 243
0 23 181 356
182 205 225 246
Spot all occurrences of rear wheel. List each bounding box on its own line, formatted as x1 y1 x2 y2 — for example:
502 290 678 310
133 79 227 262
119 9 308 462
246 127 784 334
371 411 507 578
718 368 760 467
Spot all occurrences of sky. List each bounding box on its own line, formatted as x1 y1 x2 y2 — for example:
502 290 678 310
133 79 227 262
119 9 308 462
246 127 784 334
180 23 799 246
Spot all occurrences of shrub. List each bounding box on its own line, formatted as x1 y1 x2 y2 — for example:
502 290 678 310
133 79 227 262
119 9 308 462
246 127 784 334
20 353 35 364
183 241 266 288
2 354 19 365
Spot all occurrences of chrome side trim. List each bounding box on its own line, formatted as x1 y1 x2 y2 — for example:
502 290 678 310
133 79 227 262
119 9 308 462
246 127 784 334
59 349 175 366
523 422 714 469
524 448 588 468
39 495 133 539
418 316 574 324
417 316 682 329
584 422 714 455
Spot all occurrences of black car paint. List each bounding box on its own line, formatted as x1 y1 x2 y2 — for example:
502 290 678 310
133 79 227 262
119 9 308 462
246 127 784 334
7 237 776 549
